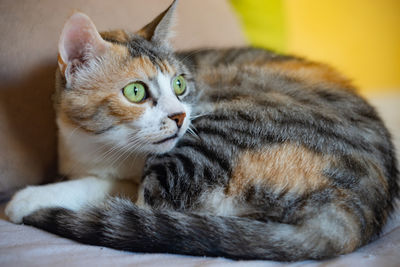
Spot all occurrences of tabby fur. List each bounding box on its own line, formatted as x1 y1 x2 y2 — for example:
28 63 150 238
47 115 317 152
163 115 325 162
16 0 399 261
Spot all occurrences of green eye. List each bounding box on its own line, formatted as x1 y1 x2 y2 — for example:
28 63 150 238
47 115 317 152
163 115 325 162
123 82 146 103
172 75 187 96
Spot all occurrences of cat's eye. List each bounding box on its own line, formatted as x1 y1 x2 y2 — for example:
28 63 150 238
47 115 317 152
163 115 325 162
172 75 187 96
123 82 147 103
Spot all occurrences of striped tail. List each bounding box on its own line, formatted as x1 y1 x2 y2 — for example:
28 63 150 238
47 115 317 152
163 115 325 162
23 198 359 261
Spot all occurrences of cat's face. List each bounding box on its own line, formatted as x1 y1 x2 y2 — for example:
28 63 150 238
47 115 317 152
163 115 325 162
57 2 193 154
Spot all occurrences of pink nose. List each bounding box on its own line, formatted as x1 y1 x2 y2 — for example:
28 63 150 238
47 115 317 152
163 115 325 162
168 112 186 128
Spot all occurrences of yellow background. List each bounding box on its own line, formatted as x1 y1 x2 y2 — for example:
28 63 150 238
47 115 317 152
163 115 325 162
231 0 400 94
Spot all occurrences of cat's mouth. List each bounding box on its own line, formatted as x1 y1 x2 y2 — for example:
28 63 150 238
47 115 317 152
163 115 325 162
153 133 178 145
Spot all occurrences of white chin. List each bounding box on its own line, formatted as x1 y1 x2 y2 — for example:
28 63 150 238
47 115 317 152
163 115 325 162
152 137 179 154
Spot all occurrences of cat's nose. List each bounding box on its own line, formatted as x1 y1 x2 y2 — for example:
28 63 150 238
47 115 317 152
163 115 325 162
168 112 186 128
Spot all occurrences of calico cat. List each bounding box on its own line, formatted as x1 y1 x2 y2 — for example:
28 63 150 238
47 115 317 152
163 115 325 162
6 0 398 261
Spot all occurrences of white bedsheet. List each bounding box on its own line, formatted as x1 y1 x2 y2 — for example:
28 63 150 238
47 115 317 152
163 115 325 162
1 204 399 267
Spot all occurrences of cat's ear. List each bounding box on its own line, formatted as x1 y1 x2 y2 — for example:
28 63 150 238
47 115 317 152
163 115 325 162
58 12 111 78
136 0 178 45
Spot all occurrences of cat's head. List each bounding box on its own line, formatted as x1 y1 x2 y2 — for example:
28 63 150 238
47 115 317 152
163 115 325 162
56 0 193 154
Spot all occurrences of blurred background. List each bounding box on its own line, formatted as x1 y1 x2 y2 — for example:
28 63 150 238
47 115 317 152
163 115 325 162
230 0 400 95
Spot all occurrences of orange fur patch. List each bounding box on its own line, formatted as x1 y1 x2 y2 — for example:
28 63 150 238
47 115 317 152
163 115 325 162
58 110 78 128
159 60 176 74
105 94 146 123
197 65 240 87
101 30 130 44
59 44 156 133
58 53 67 76
133 56 158 78
264 60 353 88
228 143 331 196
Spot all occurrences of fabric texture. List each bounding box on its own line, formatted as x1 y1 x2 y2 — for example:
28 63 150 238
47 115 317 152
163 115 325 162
0 202 399 266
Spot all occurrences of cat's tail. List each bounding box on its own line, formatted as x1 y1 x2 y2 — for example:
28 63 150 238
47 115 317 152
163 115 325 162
23 198 360 261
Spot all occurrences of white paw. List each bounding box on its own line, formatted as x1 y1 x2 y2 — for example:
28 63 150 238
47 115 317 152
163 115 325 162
5 186 50 223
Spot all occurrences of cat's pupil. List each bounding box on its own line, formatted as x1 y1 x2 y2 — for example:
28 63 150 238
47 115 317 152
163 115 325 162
176 80 181 88
134 87 139 94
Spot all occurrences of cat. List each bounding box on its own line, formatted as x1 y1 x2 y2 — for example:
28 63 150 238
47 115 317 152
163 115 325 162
6 0 399 261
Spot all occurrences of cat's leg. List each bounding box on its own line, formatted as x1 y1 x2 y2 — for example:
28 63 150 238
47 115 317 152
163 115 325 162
5 177 138 223
136 159 207 211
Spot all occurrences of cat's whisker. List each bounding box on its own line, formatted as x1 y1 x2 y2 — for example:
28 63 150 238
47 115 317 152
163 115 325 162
114 140 145 168
174 48 206 67
109 133 148 168
123 141 149 167
189 113 210 121
65 125 83 141
186 126 201 141
105 142 133 166
99 141 127 162
113 150 132 169
125 137 151 170
96 148 119 165
189 123 200 134
85 140 125 167
63 139 122 175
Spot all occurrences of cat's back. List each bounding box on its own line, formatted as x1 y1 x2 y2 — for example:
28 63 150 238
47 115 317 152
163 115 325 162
179 48 390 152
172 47 398 235
177 47 353 91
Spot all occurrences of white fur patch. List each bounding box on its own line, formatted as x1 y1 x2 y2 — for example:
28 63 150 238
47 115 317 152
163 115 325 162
199 188 250 216
5 177 114 223
57 117 146 180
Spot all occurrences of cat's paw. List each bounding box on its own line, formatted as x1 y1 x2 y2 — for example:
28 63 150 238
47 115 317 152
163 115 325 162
5 186 51 224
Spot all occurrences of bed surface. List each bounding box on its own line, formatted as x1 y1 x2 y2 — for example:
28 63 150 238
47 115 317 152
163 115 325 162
1 202 399 267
